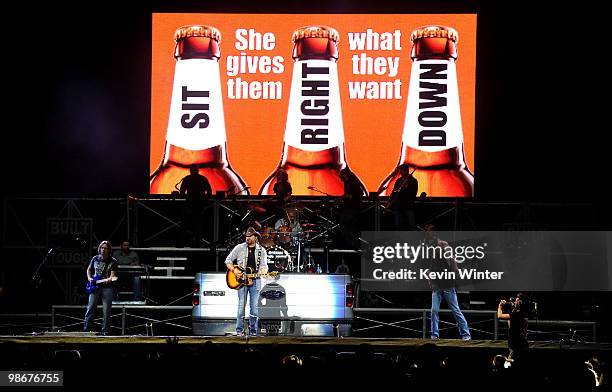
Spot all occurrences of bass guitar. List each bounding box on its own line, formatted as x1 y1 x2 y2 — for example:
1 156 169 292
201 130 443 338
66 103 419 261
226 266 279 290
85 275 118 294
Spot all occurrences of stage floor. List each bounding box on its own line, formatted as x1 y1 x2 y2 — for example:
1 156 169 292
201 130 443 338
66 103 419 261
2 334 611 351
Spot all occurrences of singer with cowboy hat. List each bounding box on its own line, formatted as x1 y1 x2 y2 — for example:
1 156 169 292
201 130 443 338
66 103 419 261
225 227 269 336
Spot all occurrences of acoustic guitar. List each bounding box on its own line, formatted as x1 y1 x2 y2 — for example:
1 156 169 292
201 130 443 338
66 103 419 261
226 266 279 290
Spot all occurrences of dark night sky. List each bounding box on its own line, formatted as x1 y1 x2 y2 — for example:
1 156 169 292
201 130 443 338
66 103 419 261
1 1 604 205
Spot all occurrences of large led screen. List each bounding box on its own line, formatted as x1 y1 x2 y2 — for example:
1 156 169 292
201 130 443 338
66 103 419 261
151 14 476 197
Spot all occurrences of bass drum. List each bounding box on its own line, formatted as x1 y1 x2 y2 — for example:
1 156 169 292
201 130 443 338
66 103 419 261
265 245 292 272
260 226 276 248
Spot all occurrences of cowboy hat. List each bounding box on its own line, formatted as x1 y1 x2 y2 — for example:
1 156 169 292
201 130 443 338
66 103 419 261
245 227 261 238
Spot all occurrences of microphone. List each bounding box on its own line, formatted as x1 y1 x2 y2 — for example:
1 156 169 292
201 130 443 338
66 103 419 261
47 248 55 256
307 186 314 190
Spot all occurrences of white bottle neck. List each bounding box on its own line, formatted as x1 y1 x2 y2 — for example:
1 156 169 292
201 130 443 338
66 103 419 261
402 59 463 152
283 59 345 152
166 59 227 151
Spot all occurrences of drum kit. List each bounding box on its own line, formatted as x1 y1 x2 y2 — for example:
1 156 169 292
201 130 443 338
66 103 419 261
223 198 344 273
258 204 324 273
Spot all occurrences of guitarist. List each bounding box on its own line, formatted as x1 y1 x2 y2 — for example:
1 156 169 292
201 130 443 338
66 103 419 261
339 168 365 249
389 164 419 231
225 227 269 336
273 169 293 205
83 240 118 335
267 169 293 223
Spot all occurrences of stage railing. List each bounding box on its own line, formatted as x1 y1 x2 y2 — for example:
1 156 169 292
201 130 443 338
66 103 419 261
51 305 192 336
353 308 500 339
352 308 598 342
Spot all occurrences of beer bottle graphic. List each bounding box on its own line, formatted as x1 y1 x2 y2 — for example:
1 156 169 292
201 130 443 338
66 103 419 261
259 26 366 196
378 25 474 197
150 25 248 195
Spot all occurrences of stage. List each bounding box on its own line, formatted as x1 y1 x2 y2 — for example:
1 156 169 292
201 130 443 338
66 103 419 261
1 334 610 388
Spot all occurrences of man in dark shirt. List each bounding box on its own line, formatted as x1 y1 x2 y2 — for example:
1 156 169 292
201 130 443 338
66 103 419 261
179 164 212 200
498 293 529 362
112 240 139 266
270 169 293 224
112 240 142 301
339 168 365 249
424 224 471 340
389 164 419 230
179 164 212 246
225 227 268 336
273 169 292 204
84 241 118 335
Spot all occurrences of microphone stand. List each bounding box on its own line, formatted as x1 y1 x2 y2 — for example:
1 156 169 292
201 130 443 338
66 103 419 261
297 237 302 273
31 248 54 289
307 186 332 197
240 209 253 223
31 248 54 329
227 186 250 197
243 267 250 339
142 264 156 305
238 252 252 339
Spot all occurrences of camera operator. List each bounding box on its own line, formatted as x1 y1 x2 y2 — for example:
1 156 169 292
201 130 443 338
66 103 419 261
497 293 529 363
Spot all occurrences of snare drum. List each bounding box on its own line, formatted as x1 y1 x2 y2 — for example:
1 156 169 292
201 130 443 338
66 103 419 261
266 245 292 272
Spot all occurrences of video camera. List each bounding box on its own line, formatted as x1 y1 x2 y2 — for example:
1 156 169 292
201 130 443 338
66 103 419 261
500 294 534 316
500 297 516 314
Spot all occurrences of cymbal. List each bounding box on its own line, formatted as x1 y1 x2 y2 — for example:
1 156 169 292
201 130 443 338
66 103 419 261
285 202 306 210
247 203 267 214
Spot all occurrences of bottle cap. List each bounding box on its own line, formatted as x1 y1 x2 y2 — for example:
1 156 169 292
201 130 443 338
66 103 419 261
293 26 339 43
174 25 221 60
292 26 339 60
174 25 221 43
410 25 458 60
410 25 458 43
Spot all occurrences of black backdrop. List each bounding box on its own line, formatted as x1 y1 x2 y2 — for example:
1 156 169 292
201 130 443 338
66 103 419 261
0 0 605 207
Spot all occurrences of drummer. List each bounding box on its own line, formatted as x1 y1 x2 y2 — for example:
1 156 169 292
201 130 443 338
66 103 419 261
274 208 302 247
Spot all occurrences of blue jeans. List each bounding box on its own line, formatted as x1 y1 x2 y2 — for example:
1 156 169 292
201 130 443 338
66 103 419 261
236 283 260 335
431 288 470 339
84 287 114 333
132 276 142 300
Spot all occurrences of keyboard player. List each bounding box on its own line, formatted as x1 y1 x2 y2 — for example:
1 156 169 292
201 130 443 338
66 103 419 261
113 241 144 301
